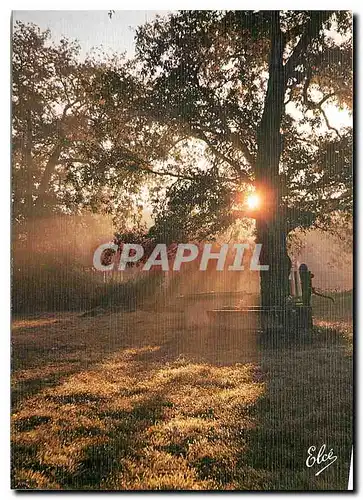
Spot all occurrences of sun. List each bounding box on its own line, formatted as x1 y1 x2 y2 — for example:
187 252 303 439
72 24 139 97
246 193 260 210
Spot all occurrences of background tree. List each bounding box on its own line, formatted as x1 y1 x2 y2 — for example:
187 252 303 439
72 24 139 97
12 21 214 237
12 22 155 231
13 22 88 224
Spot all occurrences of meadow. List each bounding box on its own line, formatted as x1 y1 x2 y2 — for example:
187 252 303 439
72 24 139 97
11 292 353 490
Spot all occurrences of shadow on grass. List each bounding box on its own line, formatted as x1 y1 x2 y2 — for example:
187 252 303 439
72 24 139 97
11 340 264 490
13 393 169 490
11 310 352 491
11 310 185 409
242 323 353 490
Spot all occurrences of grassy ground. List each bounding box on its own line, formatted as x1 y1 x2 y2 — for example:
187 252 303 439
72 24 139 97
11 292 353 490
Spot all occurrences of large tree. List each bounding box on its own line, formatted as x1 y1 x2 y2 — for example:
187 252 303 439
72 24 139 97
132 10 352 308
12 21 166 231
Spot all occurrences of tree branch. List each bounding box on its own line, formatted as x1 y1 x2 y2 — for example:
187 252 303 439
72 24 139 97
68 152 237 184
61 100 79 121
302 80 340 138
138 166 196 181
229 132 256 169
192 82 256 169
320 107 342 139
35 142 63 206
196 129 251 182
284 11 332 83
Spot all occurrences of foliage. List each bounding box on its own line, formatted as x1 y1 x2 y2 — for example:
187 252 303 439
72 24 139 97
132 11 352 240
12 22 156 230
13 14 353 243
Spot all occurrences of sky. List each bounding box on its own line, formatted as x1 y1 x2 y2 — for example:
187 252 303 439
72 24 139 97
12 10 170 58
13 10 351 130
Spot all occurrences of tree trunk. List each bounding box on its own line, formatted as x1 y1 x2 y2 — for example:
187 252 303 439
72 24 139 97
254 12 290 311
34 142 63 215
256 217 290 309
